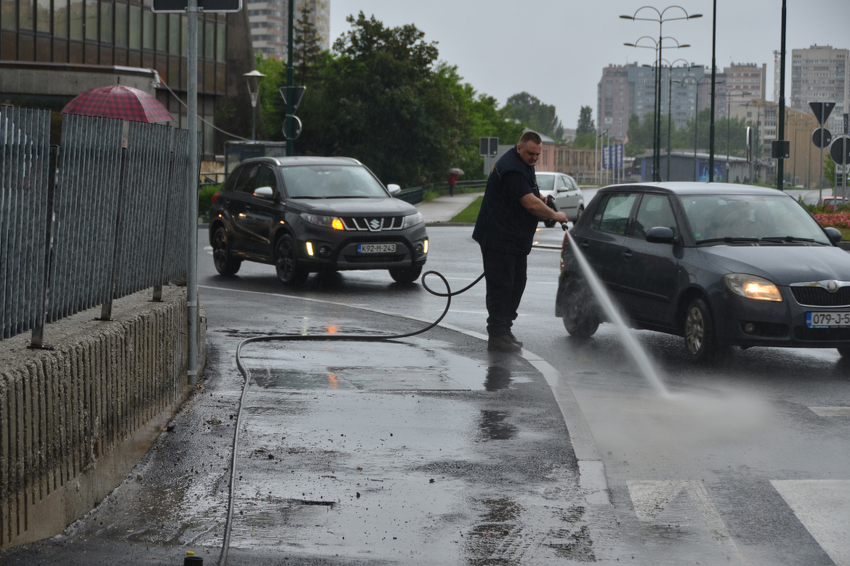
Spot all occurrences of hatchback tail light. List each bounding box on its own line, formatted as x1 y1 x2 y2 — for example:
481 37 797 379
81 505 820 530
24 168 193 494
211 191 220 204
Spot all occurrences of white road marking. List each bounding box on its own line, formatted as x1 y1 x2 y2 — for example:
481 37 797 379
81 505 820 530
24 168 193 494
809 407 850 417
628 480 742 554
772 480 850 566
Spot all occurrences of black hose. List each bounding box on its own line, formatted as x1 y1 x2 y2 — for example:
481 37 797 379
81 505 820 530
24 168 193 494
217 269 484 566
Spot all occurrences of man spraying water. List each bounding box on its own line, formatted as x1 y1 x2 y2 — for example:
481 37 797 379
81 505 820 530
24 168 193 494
473 131 568 353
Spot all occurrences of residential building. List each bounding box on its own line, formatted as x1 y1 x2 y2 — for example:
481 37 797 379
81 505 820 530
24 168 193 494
723 62 766 105
597 63 710 143
791 44 849 135
247 0 330 60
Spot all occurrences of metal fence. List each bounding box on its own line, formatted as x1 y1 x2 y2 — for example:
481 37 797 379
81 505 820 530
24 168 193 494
0 105 197 345
397 179 487 204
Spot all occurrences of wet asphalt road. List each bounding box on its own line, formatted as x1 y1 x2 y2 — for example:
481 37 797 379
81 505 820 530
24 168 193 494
1 227 617 565
5 223 850 565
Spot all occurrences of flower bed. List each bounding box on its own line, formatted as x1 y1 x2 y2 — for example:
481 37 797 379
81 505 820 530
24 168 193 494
813 212 850 229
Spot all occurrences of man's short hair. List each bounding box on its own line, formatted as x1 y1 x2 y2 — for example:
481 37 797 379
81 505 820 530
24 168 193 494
519 131 542 146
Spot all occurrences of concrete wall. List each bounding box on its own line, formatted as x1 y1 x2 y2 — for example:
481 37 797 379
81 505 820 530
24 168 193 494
0 286 205 550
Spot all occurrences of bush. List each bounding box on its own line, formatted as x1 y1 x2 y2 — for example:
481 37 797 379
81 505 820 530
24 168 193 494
198 183 220 220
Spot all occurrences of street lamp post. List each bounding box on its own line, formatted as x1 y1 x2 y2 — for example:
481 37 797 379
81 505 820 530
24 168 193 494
621 5 702 182
626 36 691 180
675 74 710 181
725 89 749 182
244 70 266 141
663 59 695 180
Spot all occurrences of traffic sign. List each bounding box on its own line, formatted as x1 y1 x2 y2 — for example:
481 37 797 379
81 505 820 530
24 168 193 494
771 140 790 159
279 86 307 113
282 115 302 140
152 0 241 12
830 136 850 166
812 128 833 149
479 137 498 157
809 102 836 126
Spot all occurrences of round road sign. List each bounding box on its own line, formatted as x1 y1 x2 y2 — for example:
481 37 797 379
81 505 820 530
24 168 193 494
282 115 302 140
830 136 850 165
812 128 832 149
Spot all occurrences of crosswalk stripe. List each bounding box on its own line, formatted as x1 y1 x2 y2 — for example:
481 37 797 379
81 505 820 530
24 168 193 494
628 480 742 558
809 407 850 417
772 480 850 566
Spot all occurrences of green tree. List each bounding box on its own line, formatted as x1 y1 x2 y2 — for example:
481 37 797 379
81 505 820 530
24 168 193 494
505 92 564 140
576 106 595 135
293 1 323 82
258 12 528 184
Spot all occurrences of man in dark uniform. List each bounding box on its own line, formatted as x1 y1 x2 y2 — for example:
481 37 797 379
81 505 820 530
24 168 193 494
473 131 568 353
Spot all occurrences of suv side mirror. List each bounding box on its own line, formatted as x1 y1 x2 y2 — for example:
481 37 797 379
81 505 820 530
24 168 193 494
646 226 676 244
254 186 274 199
387 183 401 196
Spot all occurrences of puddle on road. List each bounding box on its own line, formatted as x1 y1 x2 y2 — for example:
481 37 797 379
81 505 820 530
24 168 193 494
241 338 494 391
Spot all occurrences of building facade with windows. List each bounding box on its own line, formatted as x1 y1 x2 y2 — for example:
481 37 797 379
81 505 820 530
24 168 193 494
246 0 329 60
791 44 849 135
0 0 255 159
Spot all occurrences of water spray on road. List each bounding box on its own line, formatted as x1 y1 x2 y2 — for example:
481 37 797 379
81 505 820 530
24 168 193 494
566 232 670 397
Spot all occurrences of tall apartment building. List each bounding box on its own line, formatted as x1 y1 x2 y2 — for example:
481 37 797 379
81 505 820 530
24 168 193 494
247 0 330 59
597 63 708 142
791 44 849 134
723 62 766 106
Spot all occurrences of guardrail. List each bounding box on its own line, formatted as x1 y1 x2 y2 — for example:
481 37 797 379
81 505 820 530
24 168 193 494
0 105 197 346
397 179 487 204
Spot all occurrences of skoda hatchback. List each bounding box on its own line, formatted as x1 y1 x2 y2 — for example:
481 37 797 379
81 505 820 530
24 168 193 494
556 182 850 361
208 157 428 285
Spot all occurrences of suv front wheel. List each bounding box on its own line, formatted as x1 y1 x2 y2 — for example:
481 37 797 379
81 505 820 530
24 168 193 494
275 235 309 286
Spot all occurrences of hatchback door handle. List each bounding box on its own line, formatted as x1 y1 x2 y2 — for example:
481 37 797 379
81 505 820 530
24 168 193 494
622 250 633 260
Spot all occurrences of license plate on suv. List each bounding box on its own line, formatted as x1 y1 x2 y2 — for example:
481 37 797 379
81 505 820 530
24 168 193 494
806 312 850 328
357 243 396 254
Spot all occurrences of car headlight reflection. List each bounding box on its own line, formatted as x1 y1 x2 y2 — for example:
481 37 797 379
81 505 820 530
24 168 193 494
301 213 345 230
724 274 783 302
402 211 424 228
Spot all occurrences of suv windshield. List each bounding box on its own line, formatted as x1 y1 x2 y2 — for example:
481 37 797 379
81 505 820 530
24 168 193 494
681 194 830 244
281 165 388 198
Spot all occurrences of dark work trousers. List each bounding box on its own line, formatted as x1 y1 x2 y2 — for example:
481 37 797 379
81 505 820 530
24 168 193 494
480 245 528 337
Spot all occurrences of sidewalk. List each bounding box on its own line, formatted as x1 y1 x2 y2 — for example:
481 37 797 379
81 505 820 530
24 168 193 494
1 280 614 565
415 192 483 224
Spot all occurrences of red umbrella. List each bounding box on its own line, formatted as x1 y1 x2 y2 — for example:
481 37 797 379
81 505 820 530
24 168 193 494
62 84 173 123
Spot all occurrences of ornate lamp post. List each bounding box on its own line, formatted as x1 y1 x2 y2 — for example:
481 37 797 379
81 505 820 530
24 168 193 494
621 6 702 181
244 70 266 141
675 74 710 180
625 35 691 181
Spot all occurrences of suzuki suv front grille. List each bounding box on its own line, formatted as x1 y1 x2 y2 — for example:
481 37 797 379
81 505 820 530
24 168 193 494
342 216 404 232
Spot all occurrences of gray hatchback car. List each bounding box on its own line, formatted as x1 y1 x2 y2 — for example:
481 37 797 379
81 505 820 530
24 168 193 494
556 182 850 361
208 156 429 285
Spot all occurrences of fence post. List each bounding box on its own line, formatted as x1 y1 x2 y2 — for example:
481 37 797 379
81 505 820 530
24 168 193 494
30 146 58 349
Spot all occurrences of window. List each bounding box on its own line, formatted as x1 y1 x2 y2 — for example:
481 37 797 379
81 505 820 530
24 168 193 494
633 194 676 240
592 193 637 235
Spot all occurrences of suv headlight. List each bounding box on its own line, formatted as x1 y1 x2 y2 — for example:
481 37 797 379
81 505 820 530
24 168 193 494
402 211 424 228
301 213 345 231
724 274 782 302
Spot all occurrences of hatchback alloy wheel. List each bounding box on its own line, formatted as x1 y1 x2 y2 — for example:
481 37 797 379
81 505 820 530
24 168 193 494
684 298 716 361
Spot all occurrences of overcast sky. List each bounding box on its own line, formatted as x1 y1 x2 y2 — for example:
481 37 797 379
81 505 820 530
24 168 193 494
328 0 849 130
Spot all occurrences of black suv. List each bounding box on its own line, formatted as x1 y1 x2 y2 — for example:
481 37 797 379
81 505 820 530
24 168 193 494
208 156 428 285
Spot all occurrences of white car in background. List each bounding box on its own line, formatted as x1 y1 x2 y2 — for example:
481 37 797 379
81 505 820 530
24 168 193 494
536 172 585 226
